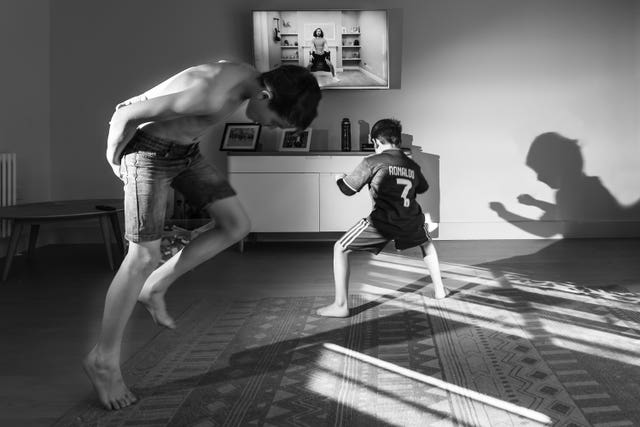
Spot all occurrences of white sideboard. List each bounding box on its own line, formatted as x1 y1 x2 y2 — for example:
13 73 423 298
228 153 373 233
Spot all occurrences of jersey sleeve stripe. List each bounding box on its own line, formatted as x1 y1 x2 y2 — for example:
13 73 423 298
342 177 358 193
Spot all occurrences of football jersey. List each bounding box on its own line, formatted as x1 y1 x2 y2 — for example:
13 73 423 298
343 149 429 237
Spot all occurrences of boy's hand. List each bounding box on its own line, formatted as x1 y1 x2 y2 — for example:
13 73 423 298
108 161 120 178
106 113 137 167
115 94 148 110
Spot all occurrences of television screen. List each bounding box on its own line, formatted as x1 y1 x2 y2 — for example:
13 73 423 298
252 10 389 90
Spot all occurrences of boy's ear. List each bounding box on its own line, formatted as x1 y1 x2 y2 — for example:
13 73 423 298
259 89 273 100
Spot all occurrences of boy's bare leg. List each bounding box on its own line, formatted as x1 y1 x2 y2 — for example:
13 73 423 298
83 240 162 410
328 61 338 79
317 243 351 317
137 196 250 328
421 242 447 299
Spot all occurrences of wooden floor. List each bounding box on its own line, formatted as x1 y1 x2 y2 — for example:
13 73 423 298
1 238 639 426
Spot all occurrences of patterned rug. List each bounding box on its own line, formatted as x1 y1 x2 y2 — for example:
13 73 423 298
55 277 640 426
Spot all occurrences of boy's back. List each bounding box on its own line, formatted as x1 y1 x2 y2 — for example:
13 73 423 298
344 148 428 240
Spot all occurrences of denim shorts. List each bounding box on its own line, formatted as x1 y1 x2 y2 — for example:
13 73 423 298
119 130 236 243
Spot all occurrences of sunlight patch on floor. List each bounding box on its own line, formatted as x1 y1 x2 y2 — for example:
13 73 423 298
306 343 552 425
364 253 640 370
370 253 504 288
543 319 640 367
498 277 640 310
366 271 420 285
368 259 428 275
424 302 534 340
527 301 640 330
359 283 415 295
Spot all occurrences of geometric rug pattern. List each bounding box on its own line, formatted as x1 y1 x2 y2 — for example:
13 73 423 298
55 274 640 426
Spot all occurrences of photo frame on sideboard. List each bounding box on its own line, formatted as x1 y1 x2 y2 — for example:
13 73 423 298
278 128 312 152
220 123 261 151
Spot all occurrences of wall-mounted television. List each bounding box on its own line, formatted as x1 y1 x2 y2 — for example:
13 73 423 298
252 10 389 90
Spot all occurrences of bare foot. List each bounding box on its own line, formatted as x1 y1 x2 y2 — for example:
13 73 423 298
317 303 349 318
83 349 138 410
137 291 176 329
434 287 450 300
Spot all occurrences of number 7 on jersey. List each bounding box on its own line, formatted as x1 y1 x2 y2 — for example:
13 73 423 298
396 178 412 207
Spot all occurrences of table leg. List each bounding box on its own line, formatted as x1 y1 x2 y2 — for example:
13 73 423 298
27 224 40 260
108 212 125 258
99 216 115 270
2 221 23 281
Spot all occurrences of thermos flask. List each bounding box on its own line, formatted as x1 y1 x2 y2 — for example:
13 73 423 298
341 118 351 151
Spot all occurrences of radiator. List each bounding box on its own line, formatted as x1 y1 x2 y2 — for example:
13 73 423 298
0 153 16 238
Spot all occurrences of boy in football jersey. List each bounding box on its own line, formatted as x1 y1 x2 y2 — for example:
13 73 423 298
317 119 447 318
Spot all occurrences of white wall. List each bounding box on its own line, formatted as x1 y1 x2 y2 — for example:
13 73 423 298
15 0 640 240
636 0 640 150
50 0 250 200
395 0 640 238
0 0 50 203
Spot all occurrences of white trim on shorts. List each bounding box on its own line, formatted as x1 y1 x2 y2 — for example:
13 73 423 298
338 218 369 249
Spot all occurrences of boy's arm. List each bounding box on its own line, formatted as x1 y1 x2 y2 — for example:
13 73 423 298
336 159 372 196
107 82 211 166
335 174 357 196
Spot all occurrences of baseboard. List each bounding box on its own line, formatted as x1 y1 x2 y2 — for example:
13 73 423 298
435 220 640 240
2 220 640 257
247 232 343 242
358 65 387 85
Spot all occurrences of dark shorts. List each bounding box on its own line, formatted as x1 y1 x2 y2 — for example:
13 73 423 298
337 218 431 255
119 130 236 243
311 51 331 60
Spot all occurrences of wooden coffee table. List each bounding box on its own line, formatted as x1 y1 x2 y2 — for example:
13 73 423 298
0 199 125 281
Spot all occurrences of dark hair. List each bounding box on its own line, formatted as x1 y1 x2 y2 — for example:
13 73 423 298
260 65 322 130
313 28 324 38
371 118 402 146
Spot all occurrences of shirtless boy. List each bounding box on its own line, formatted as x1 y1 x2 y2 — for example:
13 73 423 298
84 62 321 410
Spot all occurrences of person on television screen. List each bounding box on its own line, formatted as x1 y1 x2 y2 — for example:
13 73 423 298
308 28 338 80
317 118 449 318
83 61 321 410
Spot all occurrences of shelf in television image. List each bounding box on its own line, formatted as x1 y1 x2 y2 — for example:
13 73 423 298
253 9 389 89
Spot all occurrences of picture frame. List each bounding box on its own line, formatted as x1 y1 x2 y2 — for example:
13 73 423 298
278 128 313 152
220 123 261 151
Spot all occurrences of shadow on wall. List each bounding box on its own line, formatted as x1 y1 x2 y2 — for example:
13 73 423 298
489 132 640 238
358 120 370 151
